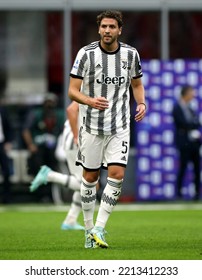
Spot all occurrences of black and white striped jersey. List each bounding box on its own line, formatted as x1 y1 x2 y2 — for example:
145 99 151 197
70 41 143 135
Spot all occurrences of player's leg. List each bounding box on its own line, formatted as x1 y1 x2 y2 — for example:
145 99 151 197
90 129 129 248
95 166 125 229
77 130 103 248
30 165 81 192
90 167 124 248
81 171 99 229
81 172 99 248
61 191 84 230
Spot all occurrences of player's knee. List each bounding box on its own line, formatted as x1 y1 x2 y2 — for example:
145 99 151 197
108 167 125 180
83 170 99 183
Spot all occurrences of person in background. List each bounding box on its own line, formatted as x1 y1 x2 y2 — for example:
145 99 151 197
22 93 64 202
68 10 146 249
0 103 13 204
172 85 201 200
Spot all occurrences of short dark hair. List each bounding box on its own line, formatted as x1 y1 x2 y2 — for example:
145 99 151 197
97 10 123 28
180 85 193 97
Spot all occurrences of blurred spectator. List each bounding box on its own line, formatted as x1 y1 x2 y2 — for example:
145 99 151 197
22 93 64 201
172 85 201 200
0 103 13 204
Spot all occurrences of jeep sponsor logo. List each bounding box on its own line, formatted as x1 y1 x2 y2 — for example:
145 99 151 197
96 74 125 87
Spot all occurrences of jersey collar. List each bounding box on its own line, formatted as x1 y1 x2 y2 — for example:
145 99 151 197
99 41 120 55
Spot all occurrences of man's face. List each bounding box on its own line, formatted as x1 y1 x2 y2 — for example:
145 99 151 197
98 18 122 46
186 89 195 102
44 100 56 110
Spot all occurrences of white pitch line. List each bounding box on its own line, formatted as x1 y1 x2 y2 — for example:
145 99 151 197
0 202 202 212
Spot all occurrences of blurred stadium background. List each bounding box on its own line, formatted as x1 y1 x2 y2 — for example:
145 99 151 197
0 0 202 204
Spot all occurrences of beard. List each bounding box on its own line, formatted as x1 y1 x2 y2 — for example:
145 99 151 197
101 35 117 45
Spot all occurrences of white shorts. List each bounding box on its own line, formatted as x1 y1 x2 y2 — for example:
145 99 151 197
76 127 130 170
55 121 82 181
66 149 82 181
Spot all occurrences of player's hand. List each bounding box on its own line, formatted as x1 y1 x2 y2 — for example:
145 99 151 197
4 142 12 152
134 103 146 122
73 137 78 146
89 97 109 110
28 143 38 153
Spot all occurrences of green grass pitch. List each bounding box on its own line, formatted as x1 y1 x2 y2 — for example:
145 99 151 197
0 206 202 260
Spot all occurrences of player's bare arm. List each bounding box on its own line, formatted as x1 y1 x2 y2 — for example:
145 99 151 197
131 78 146 122
68 77 109 110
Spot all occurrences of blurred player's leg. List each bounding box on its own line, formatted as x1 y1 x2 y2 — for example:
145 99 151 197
30 165 81 192
61 191 84 230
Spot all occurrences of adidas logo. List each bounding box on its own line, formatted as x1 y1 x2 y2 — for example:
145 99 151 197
96 63 102 68
121 156 127 161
